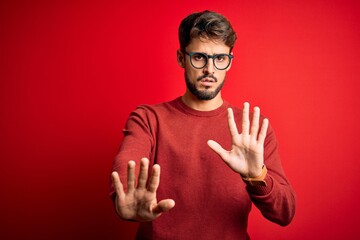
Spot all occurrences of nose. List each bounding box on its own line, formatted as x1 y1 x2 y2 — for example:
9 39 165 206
203 58 215 74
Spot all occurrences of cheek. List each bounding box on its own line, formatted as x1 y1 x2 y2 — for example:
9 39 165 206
185 67 202 80
216 71 227 81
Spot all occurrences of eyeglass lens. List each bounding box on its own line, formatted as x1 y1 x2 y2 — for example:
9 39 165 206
190 53 231 70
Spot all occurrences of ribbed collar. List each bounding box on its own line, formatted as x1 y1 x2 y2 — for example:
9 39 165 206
170 97 230 117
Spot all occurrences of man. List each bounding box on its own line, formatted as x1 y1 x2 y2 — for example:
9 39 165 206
110 10 296 240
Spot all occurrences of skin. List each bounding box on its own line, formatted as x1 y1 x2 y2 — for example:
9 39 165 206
111 158 175 221
177 37 231 111
111 37 269 222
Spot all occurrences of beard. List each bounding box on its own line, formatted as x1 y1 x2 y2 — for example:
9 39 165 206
185 72 225 100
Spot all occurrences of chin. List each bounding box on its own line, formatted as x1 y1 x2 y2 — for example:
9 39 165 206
185 73 225 101
195 90 218 100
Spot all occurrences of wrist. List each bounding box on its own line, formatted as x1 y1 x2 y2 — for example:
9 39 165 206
242 165 267 186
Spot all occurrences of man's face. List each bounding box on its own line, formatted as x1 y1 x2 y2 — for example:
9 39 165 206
178 37 232 100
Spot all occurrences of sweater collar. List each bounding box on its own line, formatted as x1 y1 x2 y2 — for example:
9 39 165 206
172 97 230 117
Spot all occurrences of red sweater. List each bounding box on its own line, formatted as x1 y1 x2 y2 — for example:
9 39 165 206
111 97 296 240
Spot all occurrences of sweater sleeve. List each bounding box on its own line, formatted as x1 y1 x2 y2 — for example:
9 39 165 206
110 106 155 199
246 123 296 226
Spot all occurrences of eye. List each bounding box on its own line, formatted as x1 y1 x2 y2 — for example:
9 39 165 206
215 54 226 62
192 53 206 61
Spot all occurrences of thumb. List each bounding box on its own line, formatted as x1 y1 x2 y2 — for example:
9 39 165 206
207 140 229 161
152 199 176 215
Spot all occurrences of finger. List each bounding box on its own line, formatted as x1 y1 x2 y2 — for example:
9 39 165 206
127 161 136 192
137 158 149 189
152 199 176 215
207 140 229 163
258 118 269 144
111 171 125 200
250 106 260 137
242 102 250 135
227 108 239 138
147 164 160 193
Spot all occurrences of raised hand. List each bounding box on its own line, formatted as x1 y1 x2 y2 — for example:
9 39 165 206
111 158 175 222
207 102 269 178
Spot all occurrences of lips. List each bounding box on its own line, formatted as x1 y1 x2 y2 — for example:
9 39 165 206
201 77 216 83
197 74 217 82
200 78 216 87
196 75 217 87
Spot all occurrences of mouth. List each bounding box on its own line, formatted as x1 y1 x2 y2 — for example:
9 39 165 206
200 78 216 87
194 74 218 88
200 77 216 83
198 74 217 82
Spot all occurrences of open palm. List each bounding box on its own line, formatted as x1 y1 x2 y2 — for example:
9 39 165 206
111 158 175 221
208 102 269 178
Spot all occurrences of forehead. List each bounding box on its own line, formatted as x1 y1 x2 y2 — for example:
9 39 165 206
186 37 230 54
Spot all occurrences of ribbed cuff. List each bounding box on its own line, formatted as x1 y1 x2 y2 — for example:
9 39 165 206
246 175 273 196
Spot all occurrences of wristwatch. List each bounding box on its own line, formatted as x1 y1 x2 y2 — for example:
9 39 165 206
242 165 268 186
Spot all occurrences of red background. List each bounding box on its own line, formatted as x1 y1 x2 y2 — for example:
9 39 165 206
1 0 360 239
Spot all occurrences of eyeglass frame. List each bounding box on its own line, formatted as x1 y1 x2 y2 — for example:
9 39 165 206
184 51 234 70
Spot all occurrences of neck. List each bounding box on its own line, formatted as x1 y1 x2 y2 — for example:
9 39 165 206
181 91 223 111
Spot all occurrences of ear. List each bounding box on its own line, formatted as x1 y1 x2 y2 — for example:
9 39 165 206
177 49 185 68
226 52 234 71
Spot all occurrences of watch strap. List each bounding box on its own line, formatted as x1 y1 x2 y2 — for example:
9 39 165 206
242 165 268 187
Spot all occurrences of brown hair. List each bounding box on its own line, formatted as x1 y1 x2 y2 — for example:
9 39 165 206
178 10 237 53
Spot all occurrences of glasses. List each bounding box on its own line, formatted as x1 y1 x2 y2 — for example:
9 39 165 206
185 51 234 70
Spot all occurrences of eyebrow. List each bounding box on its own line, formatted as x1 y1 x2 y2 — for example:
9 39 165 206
190 51 231 55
